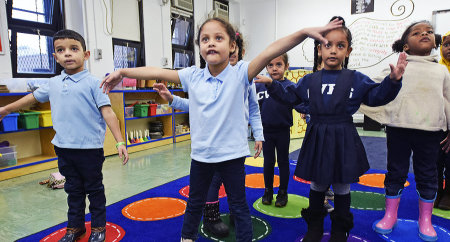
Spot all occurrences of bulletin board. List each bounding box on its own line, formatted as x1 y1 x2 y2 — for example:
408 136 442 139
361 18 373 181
432 9 450 36
285 68 312 139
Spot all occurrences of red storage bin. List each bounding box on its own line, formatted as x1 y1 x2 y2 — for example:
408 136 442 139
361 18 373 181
149 104 157 116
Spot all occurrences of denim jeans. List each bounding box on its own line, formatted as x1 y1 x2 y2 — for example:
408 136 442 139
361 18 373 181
181 157 252 241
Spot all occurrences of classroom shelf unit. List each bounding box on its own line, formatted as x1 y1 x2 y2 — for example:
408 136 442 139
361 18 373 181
0 89 190 181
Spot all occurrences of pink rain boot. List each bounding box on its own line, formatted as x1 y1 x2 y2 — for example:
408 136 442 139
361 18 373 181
372 196 400 234
418 199 437 241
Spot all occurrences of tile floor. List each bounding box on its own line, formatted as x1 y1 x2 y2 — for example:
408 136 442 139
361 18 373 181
0 128 385 241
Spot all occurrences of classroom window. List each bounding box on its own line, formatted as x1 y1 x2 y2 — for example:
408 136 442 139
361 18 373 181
112 39 142 70
111 0 145 71
172 48 194 69
171 13 194 69
6 0 64 78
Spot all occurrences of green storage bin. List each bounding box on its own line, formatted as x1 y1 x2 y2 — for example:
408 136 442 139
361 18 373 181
18 111 40 129
134 104 149 117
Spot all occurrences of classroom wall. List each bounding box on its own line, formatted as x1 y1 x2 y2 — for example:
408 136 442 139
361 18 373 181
240 0 450 78
1 0 448 80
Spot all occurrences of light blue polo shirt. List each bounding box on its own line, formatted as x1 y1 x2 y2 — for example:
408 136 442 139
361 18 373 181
33 70 111 148
176 61 251 163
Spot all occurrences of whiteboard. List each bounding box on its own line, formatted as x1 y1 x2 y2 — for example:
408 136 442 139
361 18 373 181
432 9 450 36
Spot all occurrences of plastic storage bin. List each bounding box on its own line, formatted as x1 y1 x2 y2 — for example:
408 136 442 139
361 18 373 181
134 104 149 117
0 145 16 154
38 110 52 127
18 111 40 129
125 106 134 118
149 104 157 116
0 152 18 167
1 112 19 132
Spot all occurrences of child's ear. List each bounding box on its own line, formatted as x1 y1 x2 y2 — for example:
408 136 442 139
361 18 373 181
230 41 236 55
52 53 58 63
346 47 353 57
403 44 410 52
84 50 91 60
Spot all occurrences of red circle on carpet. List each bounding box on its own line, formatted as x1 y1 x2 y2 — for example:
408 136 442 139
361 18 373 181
245 173 279 188
40 222 125 242
122 197 186 221
358 173 410 188
179 184 227 198
293 175 311 184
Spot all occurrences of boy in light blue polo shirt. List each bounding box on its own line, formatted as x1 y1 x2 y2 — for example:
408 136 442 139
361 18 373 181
0 29 128 242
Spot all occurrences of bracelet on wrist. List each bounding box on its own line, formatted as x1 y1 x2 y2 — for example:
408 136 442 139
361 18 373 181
116 142 126 149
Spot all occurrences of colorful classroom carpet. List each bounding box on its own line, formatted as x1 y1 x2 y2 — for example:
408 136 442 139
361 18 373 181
19 137 450 242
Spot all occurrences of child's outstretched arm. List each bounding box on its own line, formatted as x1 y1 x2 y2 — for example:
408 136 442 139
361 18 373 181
100 106 129 165
153 83 189 111
0 94 37 121
388 52 408 81
100 67 180 93
247 19 342 81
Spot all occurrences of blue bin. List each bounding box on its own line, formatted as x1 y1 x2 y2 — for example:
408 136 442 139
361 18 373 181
1 113 19 132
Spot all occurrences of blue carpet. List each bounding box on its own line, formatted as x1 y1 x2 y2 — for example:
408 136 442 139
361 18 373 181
19 136 449 241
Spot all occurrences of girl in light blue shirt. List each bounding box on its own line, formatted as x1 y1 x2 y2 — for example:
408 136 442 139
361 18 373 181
102 17 343 242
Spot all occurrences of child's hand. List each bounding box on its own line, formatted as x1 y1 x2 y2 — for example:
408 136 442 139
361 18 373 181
389 52 408 81
441 132 450 153
0 107 10 121
153 83 174 103
254 141 262 158
254 75 273 86
303 18 343 46
117 144 129 165
100 70 123 94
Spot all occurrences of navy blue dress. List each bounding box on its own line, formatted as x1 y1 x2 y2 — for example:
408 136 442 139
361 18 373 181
267 69 401 185
295 70 368 184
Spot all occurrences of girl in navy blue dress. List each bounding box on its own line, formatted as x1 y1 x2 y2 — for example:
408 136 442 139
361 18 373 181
254 22 407 241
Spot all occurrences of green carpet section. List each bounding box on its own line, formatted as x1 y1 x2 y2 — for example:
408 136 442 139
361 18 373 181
350 191 385 211
253 194 308 218
433 208 450 219
198 214 271 241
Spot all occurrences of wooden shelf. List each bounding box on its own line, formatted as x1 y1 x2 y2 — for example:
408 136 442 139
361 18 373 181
127 136 173 147
0 126 53 135
0 89 190 180
125 113 172 121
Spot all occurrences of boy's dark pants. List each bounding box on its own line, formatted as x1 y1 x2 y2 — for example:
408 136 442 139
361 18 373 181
384 127 441 200
182 157 252 241
55 146 106 228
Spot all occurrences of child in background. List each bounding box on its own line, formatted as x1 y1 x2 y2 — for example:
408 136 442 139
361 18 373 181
101 17 343 241
255 53 303 207
436 31 450 211
255 21 406 241
158 31 264 237
0 29 129 242
360 21 449 241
